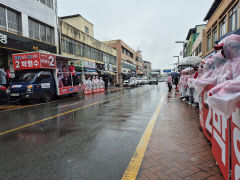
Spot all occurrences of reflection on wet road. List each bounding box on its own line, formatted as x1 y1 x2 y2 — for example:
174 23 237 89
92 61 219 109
0 84 167 180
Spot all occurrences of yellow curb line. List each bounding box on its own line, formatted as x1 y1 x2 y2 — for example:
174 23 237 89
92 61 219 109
121 95 166 180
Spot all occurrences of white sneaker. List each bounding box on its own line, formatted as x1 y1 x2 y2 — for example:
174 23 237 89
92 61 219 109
182 98 186 101
188 102 191 105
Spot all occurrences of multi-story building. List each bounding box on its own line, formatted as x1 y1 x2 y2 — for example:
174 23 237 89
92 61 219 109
105 40 137 83
143 61 151 78
136 50 144 77
0 0 58 74
59 14 117 83
202 0 239 58
192 28 204 57
184 24 206 57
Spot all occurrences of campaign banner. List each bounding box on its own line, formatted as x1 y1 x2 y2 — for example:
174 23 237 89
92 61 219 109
39 53 56 69
201 84 215 143
231 105 240 180
59 85 85 95
199 95 204 130
84 89 92 95
212 111 230 180
13 52 56 70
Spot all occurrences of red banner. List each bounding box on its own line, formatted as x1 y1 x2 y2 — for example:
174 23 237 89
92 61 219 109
231 105 240 180
212 112 230 180
59 85 85 95
201 84 215 142
13 52 56 70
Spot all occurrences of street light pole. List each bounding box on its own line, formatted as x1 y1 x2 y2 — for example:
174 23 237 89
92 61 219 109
175 41 186 58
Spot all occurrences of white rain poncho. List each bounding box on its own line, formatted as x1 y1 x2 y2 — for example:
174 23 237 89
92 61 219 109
207 34 240 118
194 58 215 94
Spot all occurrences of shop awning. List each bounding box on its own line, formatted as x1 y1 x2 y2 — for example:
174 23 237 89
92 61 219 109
103 71 117 76
76 68 98 75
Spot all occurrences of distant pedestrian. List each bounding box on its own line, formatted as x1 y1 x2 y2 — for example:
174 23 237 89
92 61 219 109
5 66 11 86
166 74 172 92
173 77 179 88
0 65 6 86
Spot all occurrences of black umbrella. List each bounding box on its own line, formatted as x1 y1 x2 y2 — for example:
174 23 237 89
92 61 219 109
169 72 180 78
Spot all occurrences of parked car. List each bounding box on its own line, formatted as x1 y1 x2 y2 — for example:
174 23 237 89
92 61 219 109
123 77 137 87
142 77 149 84
136 78 144 85
129 77 137 87
123 80 129 87
149 78 158 85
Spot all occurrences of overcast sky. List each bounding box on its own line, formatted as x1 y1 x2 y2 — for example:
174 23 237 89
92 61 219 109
58 0 213 69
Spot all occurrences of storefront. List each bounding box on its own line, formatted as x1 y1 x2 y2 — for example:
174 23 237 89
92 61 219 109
0 30 57 76
74 59 98 77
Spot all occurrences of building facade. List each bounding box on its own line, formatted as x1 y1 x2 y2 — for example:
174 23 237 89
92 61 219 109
192 29 204 57
143 60 151 78
60 15 117 83
184 24 206 57
203 0 240 58
0 0 58 74
136 51 144 76
105 40 137 83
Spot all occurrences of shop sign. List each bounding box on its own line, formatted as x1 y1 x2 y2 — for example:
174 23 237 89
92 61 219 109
0 32 7 44
105 63 113 71
84 61 96 69
0 30 56 53
75 59 84 67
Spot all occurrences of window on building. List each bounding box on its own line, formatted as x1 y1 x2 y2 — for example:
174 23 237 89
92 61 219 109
0 7 6 28
198 42 202 54
219 17 227 37
39 0 53 9
213 27 218 44
207 34 212 51
85 26 89 34
29 18 54 44
229 3 239 32
0 6 21 33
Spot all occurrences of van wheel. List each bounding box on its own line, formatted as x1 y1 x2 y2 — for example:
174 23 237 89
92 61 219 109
42 91 52 102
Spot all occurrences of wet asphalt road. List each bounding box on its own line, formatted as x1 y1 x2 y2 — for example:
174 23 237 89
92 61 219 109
0 83 167 180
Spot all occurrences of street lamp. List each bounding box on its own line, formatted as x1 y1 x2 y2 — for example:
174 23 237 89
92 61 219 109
175 41 186 58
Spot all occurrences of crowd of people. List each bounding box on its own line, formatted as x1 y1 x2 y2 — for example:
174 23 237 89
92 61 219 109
177 34 240 118
83 76 105 93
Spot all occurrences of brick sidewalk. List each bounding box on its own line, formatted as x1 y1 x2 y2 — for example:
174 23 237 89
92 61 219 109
137 90 224 180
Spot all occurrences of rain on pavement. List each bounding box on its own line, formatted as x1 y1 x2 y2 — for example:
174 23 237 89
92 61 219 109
0 84 167 180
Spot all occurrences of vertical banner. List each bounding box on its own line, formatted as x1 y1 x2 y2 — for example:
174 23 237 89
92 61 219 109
231 106 240 180
212 111 230 180
201 84 215 143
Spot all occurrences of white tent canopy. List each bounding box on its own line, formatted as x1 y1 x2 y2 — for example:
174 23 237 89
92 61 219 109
179 56 202 66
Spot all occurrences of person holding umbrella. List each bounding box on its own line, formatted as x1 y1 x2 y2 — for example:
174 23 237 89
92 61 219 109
170 71 180 88
166 74 173 92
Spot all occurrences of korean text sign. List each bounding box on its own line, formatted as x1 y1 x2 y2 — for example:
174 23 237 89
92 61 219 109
13 52 56 70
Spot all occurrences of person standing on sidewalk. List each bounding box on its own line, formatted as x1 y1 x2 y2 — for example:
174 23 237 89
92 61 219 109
0 65 6 86
166 74 172 92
